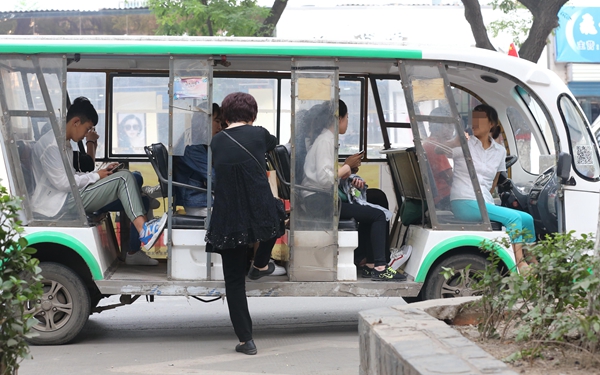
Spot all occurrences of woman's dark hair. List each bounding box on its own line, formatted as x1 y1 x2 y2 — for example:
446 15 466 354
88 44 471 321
339 99 348 118
212 102 221 118
67 96 98 125
221 92 258 124
473 104 499 127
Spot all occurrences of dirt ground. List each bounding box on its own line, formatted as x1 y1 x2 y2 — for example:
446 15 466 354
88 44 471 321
456 324 600 375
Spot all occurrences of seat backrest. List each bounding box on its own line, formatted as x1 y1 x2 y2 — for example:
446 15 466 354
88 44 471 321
267 145 291 200
16 139 36 196
144 143 169 198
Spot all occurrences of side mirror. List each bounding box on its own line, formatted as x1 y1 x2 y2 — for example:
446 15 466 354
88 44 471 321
556 152 571 182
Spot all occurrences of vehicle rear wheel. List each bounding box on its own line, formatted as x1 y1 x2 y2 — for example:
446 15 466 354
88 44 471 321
422 253 489 300
26 262 91 345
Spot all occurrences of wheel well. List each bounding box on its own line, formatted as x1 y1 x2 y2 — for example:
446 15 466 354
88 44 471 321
31 242 101 298
424 246 508 282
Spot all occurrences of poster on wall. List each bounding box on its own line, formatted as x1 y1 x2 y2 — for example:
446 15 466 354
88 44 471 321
556 6 600 63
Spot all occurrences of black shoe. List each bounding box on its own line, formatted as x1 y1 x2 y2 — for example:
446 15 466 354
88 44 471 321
235 339 257 355
248 262 275 280
361 266 374 278
371 266 407 281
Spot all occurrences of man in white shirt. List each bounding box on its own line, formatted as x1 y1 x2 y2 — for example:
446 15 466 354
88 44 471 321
31 97 166 261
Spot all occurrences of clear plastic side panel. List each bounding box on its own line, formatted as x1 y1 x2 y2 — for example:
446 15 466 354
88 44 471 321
0 56 86 226
112 76 169 156
398 60 490 230
171 59 212 157
290 58 338 281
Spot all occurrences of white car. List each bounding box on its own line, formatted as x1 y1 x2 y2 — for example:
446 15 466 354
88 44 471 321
593 116 600 145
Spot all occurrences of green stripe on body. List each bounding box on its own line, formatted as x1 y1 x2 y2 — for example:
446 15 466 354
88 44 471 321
414 235 515 282
25 231 103 280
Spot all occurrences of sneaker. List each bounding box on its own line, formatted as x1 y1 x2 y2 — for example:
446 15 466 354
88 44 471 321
361 266 374 278
248 262 276 280
139 214 168 251
270 261 287 276
371 266 407 282
125 251 159 266
388 245 413 270
142 184 163 199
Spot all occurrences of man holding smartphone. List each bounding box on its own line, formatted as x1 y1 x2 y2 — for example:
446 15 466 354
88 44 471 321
32 97 167 260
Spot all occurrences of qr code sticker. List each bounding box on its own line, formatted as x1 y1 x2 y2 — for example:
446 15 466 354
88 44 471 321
575 145 593 165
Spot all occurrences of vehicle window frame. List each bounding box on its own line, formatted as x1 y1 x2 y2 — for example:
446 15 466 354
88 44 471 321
557 93 600 182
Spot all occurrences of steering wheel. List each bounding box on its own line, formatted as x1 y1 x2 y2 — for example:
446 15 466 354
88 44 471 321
505 154 518 169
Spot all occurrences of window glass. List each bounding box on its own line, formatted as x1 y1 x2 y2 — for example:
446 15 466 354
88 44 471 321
339 80 361 155
112 76 169 156
559 95 600 180
213 78 278 136
280 79 291 145
67 72 106 159
511 86 556 174
372 79 412 155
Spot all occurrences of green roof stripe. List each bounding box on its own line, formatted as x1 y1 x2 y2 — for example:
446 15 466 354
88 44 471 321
0 41 422 59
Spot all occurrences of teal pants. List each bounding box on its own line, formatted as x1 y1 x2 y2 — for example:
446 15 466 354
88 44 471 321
451 199 535 243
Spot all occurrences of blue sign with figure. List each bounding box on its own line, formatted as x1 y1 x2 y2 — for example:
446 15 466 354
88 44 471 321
556 7 600 63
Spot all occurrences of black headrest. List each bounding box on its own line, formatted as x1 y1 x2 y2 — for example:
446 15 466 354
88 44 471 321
145 143 169 198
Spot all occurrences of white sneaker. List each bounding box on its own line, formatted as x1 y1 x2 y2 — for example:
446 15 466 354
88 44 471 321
388 245 413 270
126 251 159 266
142 184 163 199
270 260 287 276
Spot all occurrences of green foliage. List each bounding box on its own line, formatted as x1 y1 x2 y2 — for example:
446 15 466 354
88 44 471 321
148 0 270 36
0 184 43 375
474 231 600 362
488 0 532 47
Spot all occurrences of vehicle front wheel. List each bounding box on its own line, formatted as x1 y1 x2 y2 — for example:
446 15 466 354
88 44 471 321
422 253 489 300
26 262 91 345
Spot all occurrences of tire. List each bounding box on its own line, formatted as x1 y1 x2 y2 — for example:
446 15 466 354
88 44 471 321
422 253 489 300
26 262 91 345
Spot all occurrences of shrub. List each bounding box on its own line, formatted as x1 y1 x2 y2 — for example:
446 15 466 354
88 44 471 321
475 231 600 360
0 184 43 375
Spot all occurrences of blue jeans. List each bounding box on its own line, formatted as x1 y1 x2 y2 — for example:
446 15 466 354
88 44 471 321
98 171 149 253
451 199 535 243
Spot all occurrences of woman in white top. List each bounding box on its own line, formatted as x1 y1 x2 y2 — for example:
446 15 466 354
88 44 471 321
302 100 405 281
450 104 535 273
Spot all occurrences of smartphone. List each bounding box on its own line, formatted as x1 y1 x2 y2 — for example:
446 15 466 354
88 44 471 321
109 163 124 172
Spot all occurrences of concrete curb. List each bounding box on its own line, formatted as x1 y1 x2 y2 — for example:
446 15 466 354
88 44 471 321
359 297 518 375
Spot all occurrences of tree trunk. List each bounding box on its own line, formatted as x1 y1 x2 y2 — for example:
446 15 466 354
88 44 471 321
256 0 288 37
200 0 214 36
517 0 568 63
461 0 495 51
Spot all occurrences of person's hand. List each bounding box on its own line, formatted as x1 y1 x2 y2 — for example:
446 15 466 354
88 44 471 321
97 168 113 179
86 128 99 143
344 151 363 171
351 177 365 189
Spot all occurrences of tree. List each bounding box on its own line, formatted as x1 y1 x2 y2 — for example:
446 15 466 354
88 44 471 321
461 0 569 63
148 0 288 37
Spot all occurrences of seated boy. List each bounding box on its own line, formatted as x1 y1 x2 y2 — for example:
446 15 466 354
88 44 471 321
31 97 167 260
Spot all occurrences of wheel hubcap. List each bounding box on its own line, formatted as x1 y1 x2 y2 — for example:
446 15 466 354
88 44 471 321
440 270 479 298
26 280 74 332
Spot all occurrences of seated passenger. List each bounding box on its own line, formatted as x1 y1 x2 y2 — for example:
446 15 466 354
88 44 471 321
70 121 158 266
173 103 223 216
449 104 535 273
302 99 405 281
31 97 167 257
423 106 454 210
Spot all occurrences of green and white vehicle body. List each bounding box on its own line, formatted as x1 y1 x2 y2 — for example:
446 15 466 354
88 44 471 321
0 36 597 344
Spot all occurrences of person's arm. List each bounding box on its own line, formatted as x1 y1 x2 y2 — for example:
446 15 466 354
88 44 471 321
85 129 99 162
43 144 101 191
262 127 278 152
491 172 501 193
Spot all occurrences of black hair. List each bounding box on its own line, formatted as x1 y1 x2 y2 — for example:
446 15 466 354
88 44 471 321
67 97 98 126
339 99 348 118
473 104 499 127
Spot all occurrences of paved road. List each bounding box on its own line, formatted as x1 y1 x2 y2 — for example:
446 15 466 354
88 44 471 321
20 296 406 375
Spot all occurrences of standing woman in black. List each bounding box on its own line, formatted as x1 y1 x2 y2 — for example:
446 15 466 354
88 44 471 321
205 92 282 355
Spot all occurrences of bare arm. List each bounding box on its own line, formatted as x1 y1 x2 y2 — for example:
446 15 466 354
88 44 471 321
491 172 501 194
